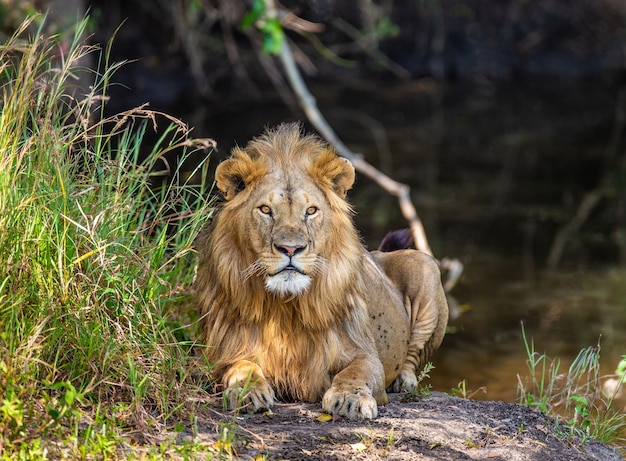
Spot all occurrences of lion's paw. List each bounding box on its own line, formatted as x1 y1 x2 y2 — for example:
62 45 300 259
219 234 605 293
224 380 275 413
322 384 378 419
223 362 275 413
389 369 418 393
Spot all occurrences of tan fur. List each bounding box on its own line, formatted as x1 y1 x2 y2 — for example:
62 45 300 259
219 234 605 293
195 123 449 419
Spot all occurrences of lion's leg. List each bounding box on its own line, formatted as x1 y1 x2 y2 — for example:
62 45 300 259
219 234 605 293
372 250 449 393
390 289 444 392
322 353 387 419
222 360 275 413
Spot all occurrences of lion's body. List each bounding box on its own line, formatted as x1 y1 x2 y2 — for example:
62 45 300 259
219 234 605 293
196 124 448 419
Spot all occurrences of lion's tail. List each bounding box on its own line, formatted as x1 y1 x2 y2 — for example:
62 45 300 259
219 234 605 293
377 229 414 252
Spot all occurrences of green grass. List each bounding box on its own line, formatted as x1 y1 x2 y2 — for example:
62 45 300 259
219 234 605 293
0 15 214 459
517 324 626 452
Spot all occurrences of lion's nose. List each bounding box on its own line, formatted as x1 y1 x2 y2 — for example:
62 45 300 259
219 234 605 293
275 243 307 257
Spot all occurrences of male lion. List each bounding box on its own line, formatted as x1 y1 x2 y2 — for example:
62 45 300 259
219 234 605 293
195 123 448 419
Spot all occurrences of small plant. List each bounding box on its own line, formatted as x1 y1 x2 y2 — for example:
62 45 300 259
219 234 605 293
517 324 626 451
464 437 478 449
214 422 238 459
396 363 436 402
451 379 468 399
417 362 436 388
385 425 400 452
449 379 487 400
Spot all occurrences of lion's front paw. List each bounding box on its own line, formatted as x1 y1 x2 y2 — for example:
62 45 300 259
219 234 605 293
223 361 275 413
389 369 418 393
224 379 275 413
322 384 378 419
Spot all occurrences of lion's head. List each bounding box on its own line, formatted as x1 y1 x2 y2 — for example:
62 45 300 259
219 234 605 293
208 123 362 300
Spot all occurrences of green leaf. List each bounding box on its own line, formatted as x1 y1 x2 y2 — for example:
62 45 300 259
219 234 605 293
241 0 266 30
568 395 589 406
1 396 24 427
47 406 61 420
260 18 285 54
63 388 76 407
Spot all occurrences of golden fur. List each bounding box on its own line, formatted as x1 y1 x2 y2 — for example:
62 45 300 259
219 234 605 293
195 123 449 419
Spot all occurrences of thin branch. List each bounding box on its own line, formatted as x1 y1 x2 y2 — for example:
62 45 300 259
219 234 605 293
331 17 411 80
263 0 463 289
546 190 604 270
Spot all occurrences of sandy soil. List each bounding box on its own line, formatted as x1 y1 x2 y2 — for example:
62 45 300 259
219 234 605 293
176 392 623 460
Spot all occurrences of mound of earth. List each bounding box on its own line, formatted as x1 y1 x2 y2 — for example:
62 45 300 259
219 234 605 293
177 392 622 460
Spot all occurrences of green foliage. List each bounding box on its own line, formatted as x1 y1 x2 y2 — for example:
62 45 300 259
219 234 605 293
259 18 285 54
373 17 400 40
240 0 285 55
396 363 436 402
240 0 266 30
517 324 626 449
0 14 214 458
416 362 435 395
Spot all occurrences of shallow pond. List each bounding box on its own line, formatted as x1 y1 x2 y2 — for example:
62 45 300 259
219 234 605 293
197 78 626 405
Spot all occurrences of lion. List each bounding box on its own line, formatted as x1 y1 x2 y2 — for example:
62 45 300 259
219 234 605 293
195 123 449 419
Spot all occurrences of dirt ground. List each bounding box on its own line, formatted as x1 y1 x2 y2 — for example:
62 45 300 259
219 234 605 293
176 392 623 460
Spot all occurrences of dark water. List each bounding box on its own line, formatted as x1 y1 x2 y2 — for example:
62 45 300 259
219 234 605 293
198 78 626 405
430 263 626 403
336 79 626 404
338 80 626 403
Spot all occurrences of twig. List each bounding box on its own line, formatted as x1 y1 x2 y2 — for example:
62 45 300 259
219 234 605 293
329 107 393 173
331 17 411 80
546 189 604 270
263 0 463 289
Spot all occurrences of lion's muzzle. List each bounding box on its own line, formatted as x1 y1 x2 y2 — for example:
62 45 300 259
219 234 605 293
265 238 313 296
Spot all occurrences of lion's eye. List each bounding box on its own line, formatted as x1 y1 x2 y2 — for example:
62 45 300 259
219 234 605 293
306 206 318 216
259 205 272 215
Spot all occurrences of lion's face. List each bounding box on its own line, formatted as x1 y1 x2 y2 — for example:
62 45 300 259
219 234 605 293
247 176 328 296
213 124 357 298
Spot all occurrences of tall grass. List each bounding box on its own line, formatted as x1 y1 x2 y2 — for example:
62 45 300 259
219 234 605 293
0 15 213 457
517 324 626 452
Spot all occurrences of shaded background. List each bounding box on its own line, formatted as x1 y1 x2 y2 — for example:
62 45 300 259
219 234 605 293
4 0 626 403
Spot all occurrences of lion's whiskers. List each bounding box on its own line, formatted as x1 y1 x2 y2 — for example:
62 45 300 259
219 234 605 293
242 259 266 281
311 256 329 276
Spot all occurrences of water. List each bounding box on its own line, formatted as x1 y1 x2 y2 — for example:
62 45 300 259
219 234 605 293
429 263 626 403
335 79 626 404
197 78 626 405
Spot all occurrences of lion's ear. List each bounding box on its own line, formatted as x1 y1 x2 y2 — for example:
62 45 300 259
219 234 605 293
215 149 264 200
313 150 355 199
331 157 356 198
